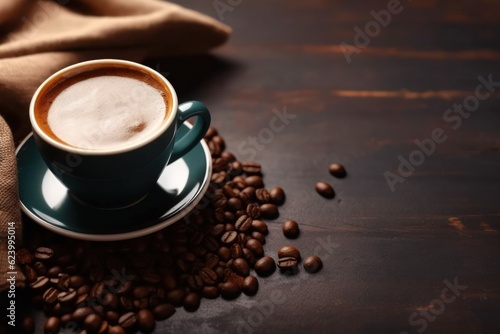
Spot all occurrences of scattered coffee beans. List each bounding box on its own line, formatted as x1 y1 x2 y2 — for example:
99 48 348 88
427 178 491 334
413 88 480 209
303 256 323 273
315 181 335 198
329 163 346 178
17 126 326 334
282 220 300 239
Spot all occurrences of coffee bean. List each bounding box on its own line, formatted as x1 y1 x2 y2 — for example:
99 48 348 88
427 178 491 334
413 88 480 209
119 296 133 311
278 246 301 261
101 292 119 309
43 287 59 304
230 244 243 259
242 162 261 174
142 272 161 284
57 273 70 290
72 306 95 323
202 285 220 299
222 185 237 198
30 275 49 290
270 186 285 205
246 203 261 219
24 265 37 282
227 197 243 211
277 257 298 271
315 181 335 198
205 126 218 139
329 163 346 178
303 256 323 273
282 220 300 239
137 309 155 333
246 239 264 257
108 325 126 334
242 275 259 296
57 288 77 304
221 231 238 245
242 248 256 266
213 157 229 173
241 186 255 198
205 254 220 269
115 280 133 295
44 316 60 334
235 215 252 232
245 175 264 188
166 288 185 306
255 188 271 203
183 292 201 312
35 247 54 261
187 274 204 291
260 203 279 219
152 303 176 321
203 236 220 252
211 193 228 208
254 256 276 277
60 313 73 326
34 261 47 275
219 281 241 300
133 286 153 300
224 223 236 232
16 248 33 264
217 247 231 261
231 258 250 277
84 313 102 333
251 220 268 234
251 231 266 244
69 275 85 289
21 316 35 334
106 310 120 325
46 266 62 278
199 267 218 285
118 312 137 330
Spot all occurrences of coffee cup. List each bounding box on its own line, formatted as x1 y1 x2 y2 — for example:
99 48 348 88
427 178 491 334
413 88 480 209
29 59 211 208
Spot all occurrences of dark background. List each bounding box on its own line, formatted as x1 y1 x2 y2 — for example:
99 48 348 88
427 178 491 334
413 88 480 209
147 0 500 333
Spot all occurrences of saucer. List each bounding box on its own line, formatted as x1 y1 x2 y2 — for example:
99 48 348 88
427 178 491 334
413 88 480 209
16 123 212 241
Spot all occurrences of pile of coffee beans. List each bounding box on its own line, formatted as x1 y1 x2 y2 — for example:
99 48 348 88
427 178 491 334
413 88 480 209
17 127 322 334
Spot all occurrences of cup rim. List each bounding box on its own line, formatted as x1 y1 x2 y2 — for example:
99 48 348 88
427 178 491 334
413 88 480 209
29 59 179 156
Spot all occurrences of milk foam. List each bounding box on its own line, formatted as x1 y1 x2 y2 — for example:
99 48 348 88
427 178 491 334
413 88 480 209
47 75 166 150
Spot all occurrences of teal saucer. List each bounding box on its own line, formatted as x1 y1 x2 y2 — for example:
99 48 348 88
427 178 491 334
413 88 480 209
16 124 211 241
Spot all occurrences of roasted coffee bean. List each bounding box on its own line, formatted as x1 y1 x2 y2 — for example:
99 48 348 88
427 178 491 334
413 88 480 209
90 282 105 299
221 231 238 245
219 281 241 300
16 248 33 264
315 181 335 198
303 256 323 273
205 126 218 139
227 272 245 289
84 313 103 333
246 203 261 219
56 254 73 267
254 256 276 277
202 285 220 299
255 188 271 203
217 247 231 261
108 325 126 334
270 186 285 205
329 163 346 178
76 293 88 306
230 243 243 259
222 151 236 162
260 203 279 219
251 231 266 244
60 313 72 326
30 275 49 290
224 211 235 223
44 316 60 334
133 286 153 299
142 272 161 284
282 220 300 239
183 292 201 312
115 280 133 295
166 288 185 306
242 162 261 174
118 312 137 330
278 246 301 261
199 267 218 285
241 186 255 197
231 258 250 277
187 274 204 291
72 306 94 323
214 266 226 281
230 160 243 175
213 157 229 172
224 223 236 232
242 248 256 266
152 303 176 320
57 273 70 290
237 233 250 247
246 239 264 257
101 292 119 309
43 287 59 304
34 261 47 275
119 296 133 311
245 175 264 188
251 220 268 234
242 275 259 296
211 172 227 184
203 236 220 252
211 193 228 208
21 315 35 334
212 135 225 150
46 266 62 278
222 185 237 198
136 309 155 333
69 275 85 288
235 215 252 232
227 197 243 211
35 247 54 261
106 310 120 325
57 288 76 304
277 257 298 271
24 265 37 282
215 208 226 223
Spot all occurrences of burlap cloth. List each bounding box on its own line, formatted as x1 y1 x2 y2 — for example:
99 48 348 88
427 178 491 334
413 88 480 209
0 0 230 292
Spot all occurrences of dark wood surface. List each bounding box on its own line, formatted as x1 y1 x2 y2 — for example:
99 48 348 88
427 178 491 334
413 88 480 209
148 0 500 333
12 0 499 333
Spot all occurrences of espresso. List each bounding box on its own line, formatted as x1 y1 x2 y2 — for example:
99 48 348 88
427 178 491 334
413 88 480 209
35 63 171 150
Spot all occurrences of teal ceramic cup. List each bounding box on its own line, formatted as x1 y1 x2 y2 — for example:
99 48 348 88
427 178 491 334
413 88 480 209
29 59 211 208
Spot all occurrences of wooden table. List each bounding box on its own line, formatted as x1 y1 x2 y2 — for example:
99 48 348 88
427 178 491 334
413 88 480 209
146 0 500 333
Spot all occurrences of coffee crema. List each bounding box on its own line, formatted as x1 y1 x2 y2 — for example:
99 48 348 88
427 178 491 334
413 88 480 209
35 64 171 150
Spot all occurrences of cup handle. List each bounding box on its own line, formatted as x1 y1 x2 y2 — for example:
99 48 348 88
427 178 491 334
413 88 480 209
170 101 211 162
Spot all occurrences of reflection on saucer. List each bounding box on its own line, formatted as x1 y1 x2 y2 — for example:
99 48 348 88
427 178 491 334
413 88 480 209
41 170 67 210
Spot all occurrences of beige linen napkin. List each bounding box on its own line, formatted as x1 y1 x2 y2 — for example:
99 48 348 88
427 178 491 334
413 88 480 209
0 0 230 292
